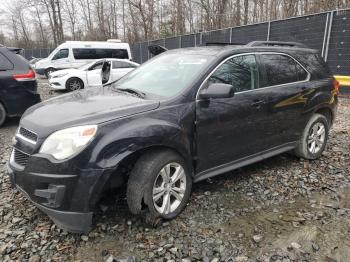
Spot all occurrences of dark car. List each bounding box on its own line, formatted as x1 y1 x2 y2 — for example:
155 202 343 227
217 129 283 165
0 45 41 126
7 41 338 232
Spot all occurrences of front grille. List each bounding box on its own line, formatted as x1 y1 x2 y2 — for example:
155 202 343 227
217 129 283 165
14 149 30 166
18 127 38 143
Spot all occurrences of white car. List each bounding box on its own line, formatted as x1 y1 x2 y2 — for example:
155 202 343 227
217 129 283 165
48 59 139 91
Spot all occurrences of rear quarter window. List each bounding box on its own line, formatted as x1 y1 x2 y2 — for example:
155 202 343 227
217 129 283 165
0 52 14 70
296 53 332 80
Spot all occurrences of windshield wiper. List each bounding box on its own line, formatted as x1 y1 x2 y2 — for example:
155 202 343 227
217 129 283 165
114 87 146 99
103 79 119 87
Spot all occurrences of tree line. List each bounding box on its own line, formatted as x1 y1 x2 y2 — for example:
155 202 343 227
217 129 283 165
0 0 349 49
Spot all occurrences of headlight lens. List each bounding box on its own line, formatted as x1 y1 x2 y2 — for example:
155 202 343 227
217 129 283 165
40 125 98 160
53 72 68 78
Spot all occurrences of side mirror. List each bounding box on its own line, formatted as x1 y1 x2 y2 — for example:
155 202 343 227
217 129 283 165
101 60 111 85
199 83 234 100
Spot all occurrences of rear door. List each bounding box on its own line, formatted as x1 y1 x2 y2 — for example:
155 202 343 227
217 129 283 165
0 50 15 109
256 53 311 147
110 60 137 81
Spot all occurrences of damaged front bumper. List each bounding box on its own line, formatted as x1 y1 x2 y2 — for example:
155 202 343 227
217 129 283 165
7 159 112 233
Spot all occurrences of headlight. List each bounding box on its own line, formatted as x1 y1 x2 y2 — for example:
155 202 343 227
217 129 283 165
53 72 68 78
40 125 98 160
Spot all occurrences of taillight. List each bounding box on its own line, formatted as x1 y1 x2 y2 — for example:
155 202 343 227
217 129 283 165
13 69 36 81
333 79 340 95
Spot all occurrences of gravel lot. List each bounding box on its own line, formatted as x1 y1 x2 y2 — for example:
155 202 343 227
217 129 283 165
0 80 350 262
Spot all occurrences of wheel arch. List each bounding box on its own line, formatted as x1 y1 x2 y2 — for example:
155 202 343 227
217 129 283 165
89 145 192 211
314 106 334 125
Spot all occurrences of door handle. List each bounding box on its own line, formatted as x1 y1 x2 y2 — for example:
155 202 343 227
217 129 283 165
251 100 265 108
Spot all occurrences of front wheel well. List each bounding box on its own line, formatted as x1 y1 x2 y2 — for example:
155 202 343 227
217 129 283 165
103 146 191 192
315 107 333 125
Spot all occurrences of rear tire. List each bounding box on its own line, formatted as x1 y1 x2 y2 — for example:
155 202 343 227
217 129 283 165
127 149 192 226
0 103 6 127
294 113 329 159
44 68 56 78
66 77 84 91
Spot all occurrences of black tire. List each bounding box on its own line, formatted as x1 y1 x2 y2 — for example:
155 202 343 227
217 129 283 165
0 103 6 127
127 149 192 225
66 77 84 92
44 68 56 78
295 113 329 159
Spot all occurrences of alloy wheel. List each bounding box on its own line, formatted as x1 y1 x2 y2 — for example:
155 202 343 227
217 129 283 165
69 80 82 91
152 162 186 215
307 122 326 154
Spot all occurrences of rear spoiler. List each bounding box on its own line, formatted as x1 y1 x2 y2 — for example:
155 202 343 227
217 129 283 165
148 45 167 56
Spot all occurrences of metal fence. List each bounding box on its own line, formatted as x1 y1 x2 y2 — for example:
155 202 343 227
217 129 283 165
23 48 55 60
130 9 350 76
22 9 350 75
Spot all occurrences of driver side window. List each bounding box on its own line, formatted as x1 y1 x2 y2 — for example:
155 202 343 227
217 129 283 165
208 55 258 93
52 49 69 60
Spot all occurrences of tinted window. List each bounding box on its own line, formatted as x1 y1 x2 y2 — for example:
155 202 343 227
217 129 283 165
89 61 103 70
298 53 331 80
112 61 137 69
73 48 129 60
52 49 69 60
261 54 308 87
0 52 13 70
208 55 258 92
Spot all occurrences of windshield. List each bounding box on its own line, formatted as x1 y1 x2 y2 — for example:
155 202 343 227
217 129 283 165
112 53 214 98
79 60 100 71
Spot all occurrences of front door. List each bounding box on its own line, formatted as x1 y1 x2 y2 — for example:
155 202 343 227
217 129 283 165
196 54 270 174
51 48 70 70
86 60 104 87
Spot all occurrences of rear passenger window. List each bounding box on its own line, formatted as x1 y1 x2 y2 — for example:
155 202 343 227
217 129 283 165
73 49 129 60
112 61 137 68
260 54 308 87
0 52 13 70
208 55 258 93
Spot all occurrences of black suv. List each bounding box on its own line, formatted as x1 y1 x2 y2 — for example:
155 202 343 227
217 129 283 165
0 46 40 126
7 41 338 232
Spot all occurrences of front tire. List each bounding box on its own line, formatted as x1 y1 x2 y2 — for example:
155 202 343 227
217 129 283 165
44 68 56 78
0 103 6 127
295 113 329 159
127 149 192 224
66 77 84 91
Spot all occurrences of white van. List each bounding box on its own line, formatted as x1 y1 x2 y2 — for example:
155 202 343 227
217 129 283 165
34 40 132 77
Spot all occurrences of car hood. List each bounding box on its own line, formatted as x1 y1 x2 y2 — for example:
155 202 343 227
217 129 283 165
50 69 79 76
21 87 160 137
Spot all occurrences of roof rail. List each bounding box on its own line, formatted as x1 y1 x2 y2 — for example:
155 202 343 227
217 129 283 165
246 41 307 48
205 42 244 46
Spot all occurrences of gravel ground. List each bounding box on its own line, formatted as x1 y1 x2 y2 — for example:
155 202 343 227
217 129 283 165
0 81 350 262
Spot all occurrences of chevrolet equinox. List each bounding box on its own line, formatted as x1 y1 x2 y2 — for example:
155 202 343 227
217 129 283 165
7 41 338 232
